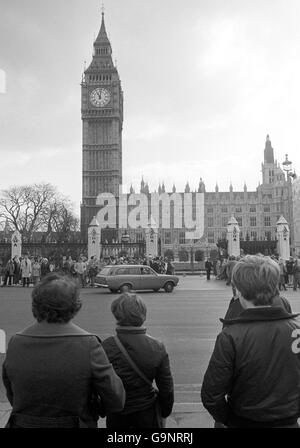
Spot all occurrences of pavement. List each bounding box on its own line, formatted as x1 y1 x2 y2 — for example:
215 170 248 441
0 275 299 428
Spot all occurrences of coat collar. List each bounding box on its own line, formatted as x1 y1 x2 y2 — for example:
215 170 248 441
17 321 92 337
220 306 299 326
116 326 147 334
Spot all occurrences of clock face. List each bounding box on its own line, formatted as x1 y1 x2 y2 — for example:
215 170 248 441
90 88 111 107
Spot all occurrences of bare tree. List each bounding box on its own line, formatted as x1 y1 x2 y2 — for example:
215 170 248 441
0 183 79 241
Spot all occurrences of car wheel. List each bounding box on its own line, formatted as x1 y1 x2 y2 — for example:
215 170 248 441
120 284 132 292
164 282 174 293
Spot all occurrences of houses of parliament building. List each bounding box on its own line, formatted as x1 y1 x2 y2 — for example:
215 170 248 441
80 12 295 259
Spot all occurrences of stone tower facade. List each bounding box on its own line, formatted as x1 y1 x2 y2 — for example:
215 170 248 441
81 12 123 236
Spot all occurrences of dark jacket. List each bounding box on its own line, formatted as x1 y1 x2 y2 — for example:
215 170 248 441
102 326 174 418
222 295 292 327
286 260 294 275
201 307 300 427
205 261 212 271
5 260 15 276
2 322 125 428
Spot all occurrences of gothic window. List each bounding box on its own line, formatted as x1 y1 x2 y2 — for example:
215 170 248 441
235 207 242 213
179 231 185 244
208 231 214 243
250 217 256 226
221 207 228 213
207 207 213 214
136 233 143 242
164 232 171 245
250 206 256 213
264 216 271 227
265 231 271 240
222 216 228 227
236 216 242 227
250 231 257 240
207 216 214 227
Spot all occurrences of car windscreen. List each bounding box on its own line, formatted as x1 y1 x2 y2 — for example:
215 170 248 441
99 267 112 276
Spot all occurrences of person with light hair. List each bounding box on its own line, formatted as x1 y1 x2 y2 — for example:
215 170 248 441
201 255 300 428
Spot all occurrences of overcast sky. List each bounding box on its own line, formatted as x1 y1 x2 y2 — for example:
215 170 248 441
1 0 300 216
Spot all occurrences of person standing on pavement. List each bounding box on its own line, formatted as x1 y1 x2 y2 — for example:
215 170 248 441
31 257 41 286
278 258 287 291
293 257 300 291
75 257 87 288
2 273 125 428
286 257 295 286
13 256 21 286
2 259 15 287
41 258 50 278
87 256 98 287
20 254 32 288
102 292 174 428
166 258 175 275
205 259 213 280
201 255 300 428
225 256 238 297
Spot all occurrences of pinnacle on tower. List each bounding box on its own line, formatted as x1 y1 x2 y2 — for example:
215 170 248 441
95 8 110 44
198 178 206 193
264 134 274 164
185 182 190 193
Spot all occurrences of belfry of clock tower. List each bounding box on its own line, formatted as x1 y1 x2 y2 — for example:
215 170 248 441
81 12 123 236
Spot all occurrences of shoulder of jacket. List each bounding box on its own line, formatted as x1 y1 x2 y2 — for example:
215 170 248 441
146 334 166 351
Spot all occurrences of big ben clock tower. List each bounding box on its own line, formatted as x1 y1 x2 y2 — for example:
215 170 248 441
81 12 123 235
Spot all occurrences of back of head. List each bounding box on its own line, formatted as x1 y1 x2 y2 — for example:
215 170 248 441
232 255 280 306
32 273 82 323
111 292 147 327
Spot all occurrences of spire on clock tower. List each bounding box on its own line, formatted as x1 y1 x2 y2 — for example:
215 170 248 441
95 10 110 45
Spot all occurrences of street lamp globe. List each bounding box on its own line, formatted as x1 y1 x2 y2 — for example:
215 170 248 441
121 232 130 244
282 154 292 180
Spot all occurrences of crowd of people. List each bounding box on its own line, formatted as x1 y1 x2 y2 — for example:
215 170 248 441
0 254 176 288
205 254 300 293
2 253 300 428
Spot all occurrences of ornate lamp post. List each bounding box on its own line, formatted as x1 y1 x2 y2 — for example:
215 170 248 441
282 154 294 253
121 232 130 257
282 154 292 181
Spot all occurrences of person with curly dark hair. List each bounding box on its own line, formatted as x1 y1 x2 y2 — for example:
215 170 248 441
2 273 125 428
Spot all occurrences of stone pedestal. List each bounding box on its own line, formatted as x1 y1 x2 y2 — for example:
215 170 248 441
276 216 290 260
88 216 101 260
227 217 240 257
11 231 22 259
